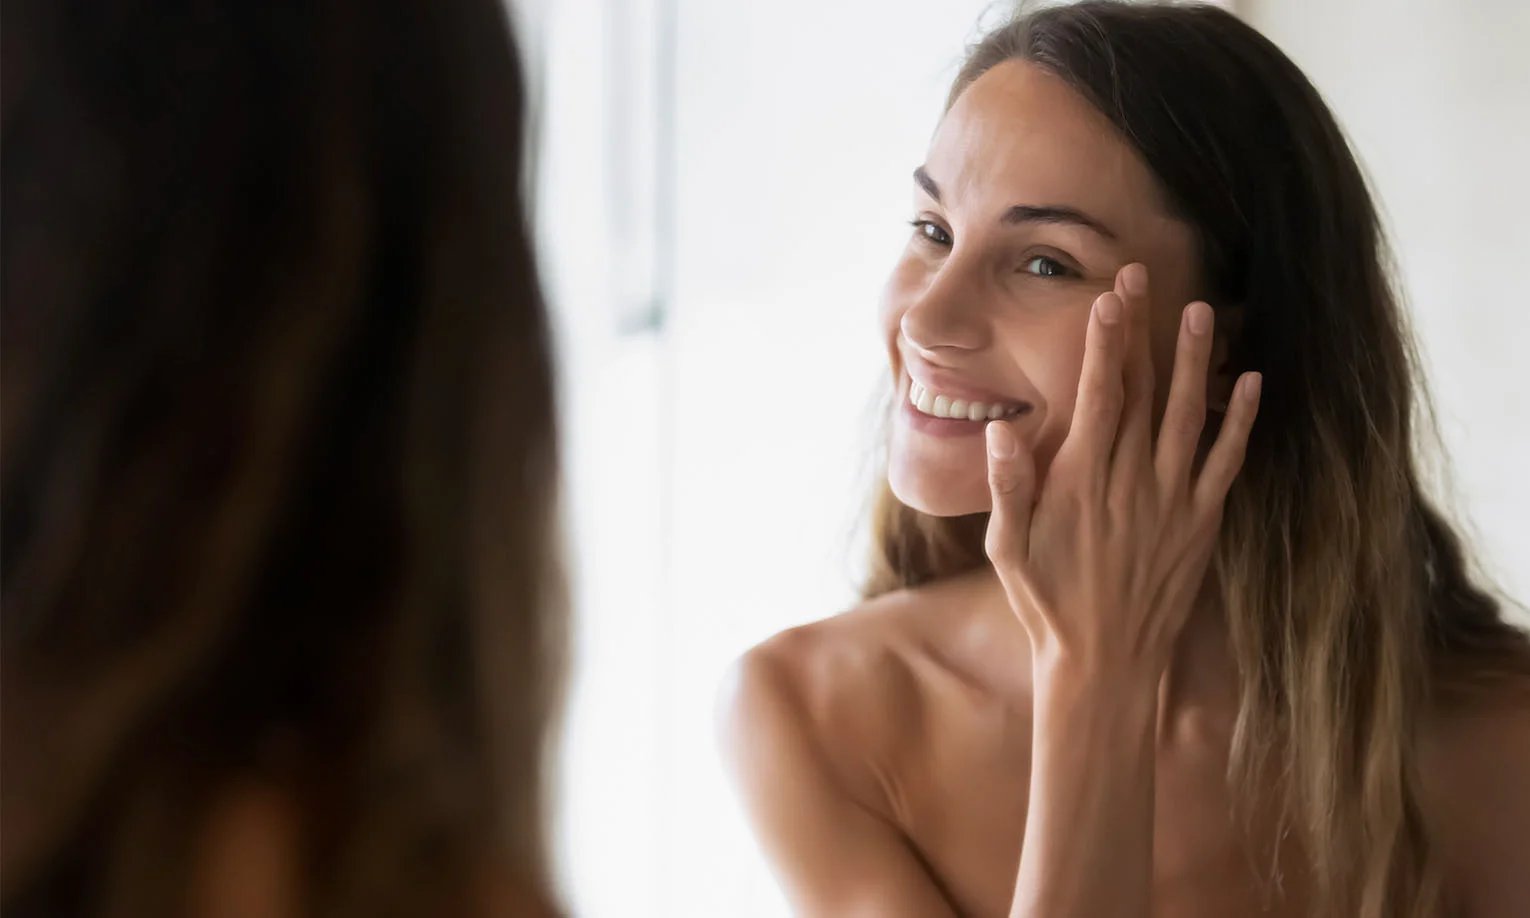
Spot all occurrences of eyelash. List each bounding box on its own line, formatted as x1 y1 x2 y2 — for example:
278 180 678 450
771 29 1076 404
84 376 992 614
909 218 951 246
1020 255 1076 278
908 219 1079 279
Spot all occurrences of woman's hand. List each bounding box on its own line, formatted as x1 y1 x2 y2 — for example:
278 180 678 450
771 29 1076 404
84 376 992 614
983 263 1261 683
991 263 1260 918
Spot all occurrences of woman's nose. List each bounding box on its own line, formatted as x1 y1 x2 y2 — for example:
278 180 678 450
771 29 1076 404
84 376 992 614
898 263 990 353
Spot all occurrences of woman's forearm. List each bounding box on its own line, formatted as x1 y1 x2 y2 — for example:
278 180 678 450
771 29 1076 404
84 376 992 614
1009 661 1160 918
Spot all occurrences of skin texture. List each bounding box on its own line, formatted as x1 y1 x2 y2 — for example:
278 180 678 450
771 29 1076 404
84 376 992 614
720 60 1530 918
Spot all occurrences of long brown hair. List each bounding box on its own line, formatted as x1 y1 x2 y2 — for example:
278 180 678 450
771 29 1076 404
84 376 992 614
864 3 1530 916
1 0 564 915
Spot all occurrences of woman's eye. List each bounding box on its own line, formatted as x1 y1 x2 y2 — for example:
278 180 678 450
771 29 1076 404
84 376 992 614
909 219 951 247
1021 255 1073 278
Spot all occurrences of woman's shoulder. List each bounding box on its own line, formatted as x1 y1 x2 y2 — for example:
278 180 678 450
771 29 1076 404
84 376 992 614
1420 673 1530 915
719 588 932 753
716 580 981 809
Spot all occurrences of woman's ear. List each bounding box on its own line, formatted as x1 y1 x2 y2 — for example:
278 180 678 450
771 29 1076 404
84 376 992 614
1207 304 1245 412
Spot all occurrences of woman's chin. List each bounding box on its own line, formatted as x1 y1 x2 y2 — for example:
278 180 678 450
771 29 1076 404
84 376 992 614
887 465 992 518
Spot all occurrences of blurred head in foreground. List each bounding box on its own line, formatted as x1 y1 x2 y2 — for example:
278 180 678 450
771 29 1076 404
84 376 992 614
1 0 564 915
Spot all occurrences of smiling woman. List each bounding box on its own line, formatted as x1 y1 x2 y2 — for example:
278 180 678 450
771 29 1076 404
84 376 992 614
720 3 1530 918
883 62 1202 519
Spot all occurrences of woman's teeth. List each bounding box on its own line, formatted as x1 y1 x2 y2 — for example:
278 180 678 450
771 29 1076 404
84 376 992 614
908 380 1022 421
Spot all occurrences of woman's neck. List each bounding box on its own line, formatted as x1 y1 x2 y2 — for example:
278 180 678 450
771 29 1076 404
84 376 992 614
1157 578 1240 744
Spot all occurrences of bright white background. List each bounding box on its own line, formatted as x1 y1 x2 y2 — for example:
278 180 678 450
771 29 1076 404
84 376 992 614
514 1 1530 915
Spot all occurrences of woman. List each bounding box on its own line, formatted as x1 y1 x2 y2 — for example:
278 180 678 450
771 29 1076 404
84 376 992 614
1 0 563 915
722 3 1530 917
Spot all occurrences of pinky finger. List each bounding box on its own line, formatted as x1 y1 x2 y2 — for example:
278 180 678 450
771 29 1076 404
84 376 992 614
1193 372 1261 509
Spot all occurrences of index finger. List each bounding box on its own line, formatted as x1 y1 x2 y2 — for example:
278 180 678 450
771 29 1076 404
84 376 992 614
1110 264 1156 484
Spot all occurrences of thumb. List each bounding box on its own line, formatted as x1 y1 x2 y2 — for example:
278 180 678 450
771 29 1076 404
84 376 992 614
984 418 1036 569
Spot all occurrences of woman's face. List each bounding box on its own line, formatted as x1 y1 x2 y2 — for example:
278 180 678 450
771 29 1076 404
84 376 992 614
883 60 1203 517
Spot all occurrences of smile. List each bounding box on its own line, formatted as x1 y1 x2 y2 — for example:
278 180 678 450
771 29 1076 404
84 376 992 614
907 379 1027 421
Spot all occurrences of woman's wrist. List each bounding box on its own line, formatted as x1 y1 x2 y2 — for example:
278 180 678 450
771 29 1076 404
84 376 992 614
1014 642 1161 918
1032 666 1158 740
1028 640 1163 761
1030 637 1167 706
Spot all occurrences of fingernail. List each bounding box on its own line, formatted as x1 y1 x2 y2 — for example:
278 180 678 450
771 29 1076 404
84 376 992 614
1122 263 1147 298
1096 293 1123 326
1243 372 1262 401
986 421 1016 459
1186 302 1211 336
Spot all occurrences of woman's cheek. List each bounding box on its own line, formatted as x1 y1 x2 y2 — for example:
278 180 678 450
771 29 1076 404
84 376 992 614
1029 349 1088 475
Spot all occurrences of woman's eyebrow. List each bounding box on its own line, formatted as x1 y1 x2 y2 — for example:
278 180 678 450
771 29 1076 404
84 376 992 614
914 165 1120 241
1001 204 1118 241
914 165 944 201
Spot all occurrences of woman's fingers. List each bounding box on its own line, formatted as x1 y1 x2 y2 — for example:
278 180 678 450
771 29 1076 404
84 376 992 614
1194 371 1261 510
1109 265 1156 500
1065 291 1128 474
1155 302 1215 490
984 417 1037 573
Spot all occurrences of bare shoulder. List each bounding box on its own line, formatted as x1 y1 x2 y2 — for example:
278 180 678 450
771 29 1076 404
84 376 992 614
714 586 978 916
1421 675 1530 917
718 568 1011 787
717 588 934 806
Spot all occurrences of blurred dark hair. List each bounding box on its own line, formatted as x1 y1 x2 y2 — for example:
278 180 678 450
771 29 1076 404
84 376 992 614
1 0 564 914
865 3 1530 916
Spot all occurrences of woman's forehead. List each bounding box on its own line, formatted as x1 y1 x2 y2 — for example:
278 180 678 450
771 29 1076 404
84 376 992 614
924 60 1169 231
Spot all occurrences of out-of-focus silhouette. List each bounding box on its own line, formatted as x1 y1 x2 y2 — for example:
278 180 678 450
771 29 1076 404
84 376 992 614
1 0 565 915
